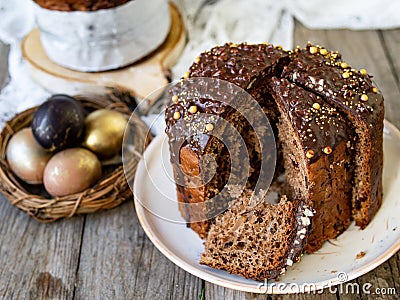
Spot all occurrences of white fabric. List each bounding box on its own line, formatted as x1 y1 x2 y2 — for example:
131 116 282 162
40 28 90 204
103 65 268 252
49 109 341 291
0 0 48 125
1 0 400 127
171 0 400 76
292 0 400 29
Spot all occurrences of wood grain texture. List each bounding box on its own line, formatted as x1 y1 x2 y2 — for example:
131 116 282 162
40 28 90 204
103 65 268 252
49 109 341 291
74 200 202 300
380 30 400 86
0 195 84 300
380 29 400 127
205 282 338 300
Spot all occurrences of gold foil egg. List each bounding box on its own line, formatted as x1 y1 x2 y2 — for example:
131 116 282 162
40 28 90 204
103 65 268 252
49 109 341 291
82 109 128 159
6 128 51 184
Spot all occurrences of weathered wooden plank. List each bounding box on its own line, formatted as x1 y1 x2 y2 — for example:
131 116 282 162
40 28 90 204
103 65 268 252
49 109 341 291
205 283 247 300
204 282 338 300
0 195 84 299
171 266 205 300
387 252 400 298
380 29 400 132
356 262 399 300
272 290 337 300
74 200 203 300
380 29 400 86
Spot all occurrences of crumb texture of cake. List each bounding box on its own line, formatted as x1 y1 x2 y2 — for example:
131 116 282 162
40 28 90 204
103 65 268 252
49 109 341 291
165 42 384 259
34 0 130 11
200 190 313 281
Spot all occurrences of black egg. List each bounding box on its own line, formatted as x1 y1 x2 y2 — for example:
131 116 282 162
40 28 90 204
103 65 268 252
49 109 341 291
32 94 85 151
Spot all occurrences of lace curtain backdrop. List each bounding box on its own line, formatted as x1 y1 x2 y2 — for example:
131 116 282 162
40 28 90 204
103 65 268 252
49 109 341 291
1 0 399 127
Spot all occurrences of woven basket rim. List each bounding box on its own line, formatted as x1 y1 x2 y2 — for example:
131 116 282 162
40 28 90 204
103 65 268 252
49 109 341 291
0 92 151 222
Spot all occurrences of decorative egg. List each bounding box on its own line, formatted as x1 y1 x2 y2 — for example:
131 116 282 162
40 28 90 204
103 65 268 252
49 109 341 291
43 148 102 197
32 94 85 151
82 109 128 159
6 128 51 184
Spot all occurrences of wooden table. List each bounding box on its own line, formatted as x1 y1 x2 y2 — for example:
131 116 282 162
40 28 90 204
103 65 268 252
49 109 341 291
0 22 399 300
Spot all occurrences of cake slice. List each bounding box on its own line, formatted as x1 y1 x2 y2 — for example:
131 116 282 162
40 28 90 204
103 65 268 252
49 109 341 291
200 190 313 281
282 43 384 229
270 77 355 252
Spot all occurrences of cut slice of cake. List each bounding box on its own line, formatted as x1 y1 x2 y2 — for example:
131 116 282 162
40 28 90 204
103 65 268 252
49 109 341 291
200 190 314 281
270 77 355 252
282 43 384 229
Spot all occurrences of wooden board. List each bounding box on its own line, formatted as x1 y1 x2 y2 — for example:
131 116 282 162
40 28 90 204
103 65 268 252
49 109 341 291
21 3 186 112
74 201 203 299
0 197 84 299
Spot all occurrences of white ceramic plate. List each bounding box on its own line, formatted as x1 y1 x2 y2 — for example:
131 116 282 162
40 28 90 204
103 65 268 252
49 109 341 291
133 120 400 294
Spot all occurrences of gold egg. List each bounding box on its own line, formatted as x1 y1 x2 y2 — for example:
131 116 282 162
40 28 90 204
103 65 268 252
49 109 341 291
82 109 128 159
6 128 51 184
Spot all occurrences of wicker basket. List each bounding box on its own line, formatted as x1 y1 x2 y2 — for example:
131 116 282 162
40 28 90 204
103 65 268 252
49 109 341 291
0 90 151 222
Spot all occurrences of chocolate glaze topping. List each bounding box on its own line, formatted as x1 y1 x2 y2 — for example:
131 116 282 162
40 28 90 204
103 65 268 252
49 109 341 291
166 43 288 156
166 41 384 166
166 79 230 155
188 43 288 89
271 77 355 163
282 43 384 132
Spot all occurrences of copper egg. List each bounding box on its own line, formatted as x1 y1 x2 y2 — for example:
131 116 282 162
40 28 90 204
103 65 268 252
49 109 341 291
82 109 128 160
43 148 102 197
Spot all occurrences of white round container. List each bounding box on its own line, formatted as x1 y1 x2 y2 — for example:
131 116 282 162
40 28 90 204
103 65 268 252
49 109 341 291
33 0 171 72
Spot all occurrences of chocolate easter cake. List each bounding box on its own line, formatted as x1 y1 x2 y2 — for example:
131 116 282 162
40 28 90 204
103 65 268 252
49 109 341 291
165 42 384 280
34 0 130 11
33 0 171 72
